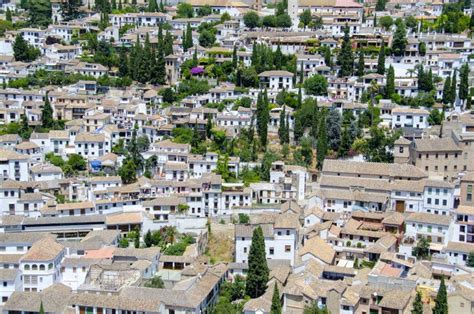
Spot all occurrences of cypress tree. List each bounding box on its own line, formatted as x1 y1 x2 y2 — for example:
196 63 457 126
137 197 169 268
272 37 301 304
164 31 173 56
442 76 452 105
155 44 166 85
42 93 54 129
337 24 353 77
148 0 157 12
257 90 269 147
317 112 328 170
118 46 128 77
251 41 258 67
377 41 385 75
274 43 283 69
386 65 395 98
192 46 198 66
417 65 425 92
285 114 290 144
425 68 434 92
338 126 351 158
324 46 332 68
374 14 377 27
459 63 469 103
159 0 165 12
450 69 457 105
433 276 448 314
299 61 304 85
278 107 286 144
111 0 116 10
411 291 423 314
6 8 12 23
232 45 237 68
357 51 365 77
297 86 302 109
39 302 45 314
118 0 122 9
245 226 269 298
271 284 282 314
375 0 385 11
392 22 407 57
184 23 192 52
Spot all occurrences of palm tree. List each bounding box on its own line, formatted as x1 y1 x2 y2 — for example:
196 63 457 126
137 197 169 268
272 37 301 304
406 68 416 77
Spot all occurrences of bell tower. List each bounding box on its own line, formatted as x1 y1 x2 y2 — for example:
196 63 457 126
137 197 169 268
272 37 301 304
288 0 299 30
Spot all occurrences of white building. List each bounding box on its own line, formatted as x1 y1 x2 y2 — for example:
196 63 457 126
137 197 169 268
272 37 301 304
258 71 294 91
20 237 65 292
0 149 29 181
235 212 300 266
391 107 429 129
405 212 452 246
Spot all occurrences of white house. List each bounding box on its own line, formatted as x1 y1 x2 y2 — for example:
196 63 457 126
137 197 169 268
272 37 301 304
258 71 294 91
405 212 452 246
391 107 429 129
20 237 65 292
0 149 29 181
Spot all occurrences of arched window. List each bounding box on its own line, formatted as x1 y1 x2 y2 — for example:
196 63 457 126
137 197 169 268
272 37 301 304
48 263 53 270
24 264 30 270
39 264 45 271
32 264 38 271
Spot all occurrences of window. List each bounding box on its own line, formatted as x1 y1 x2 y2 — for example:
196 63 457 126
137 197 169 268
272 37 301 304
285 245 291 252
269 247 274 255
467 185 472 201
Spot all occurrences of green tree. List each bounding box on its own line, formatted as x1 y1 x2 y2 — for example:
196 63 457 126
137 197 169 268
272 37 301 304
356 51 365 77
39 302 45 314
386 65 395 98
61 0 81 21
467 251 474 267
13 34 40 62
338 126 352 157
118 159 137 183
300 9 311 29
197 4 212 16
411 291 423 314
418 42 426 56
42 93 54 129
271 284 282 314
243 11 260 29
176 3 193 18
442 76 452 105
379 16 393 30
278 107 287 144
459 63 469 104
144 276 164 288
323 46 332 68
303 74 328 95
5 8 12 23
183 23 193 52
144 230 153 247
428 109 444 125
412 237 430 259
256 90 269 147
147 0 158 12
198 29 215 48
29 0 52 27
18 114 31 140
317 112 328 169
375 0 385 11
337 25 353 77
245 226 269 298
377 42 385 75
392 22 407 57
433 276 448 314
118 47 129 77
450 69 457 105
67 154 86 171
